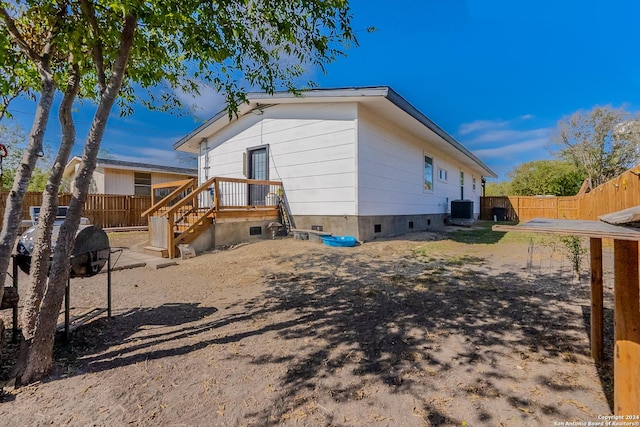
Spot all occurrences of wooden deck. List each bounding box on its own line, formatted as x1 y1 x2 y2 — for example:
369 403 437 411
143 177 283 258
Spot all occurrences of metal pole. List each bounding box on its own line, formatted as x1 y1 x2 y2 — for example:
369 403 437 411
12 256 18 343
107 249 112 318
65 276 70 341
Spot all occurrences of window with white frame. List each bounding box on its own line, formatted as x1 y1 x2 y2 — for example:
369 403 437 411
438 167 448 182
424 155 433 191
472 177 477 191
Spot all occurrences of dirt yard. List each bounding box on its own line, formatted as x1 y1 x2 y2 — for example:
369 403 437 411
0 224 615 426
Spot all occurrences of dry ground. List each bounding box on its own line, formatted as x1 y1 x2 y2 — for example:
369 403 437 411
0 224 614 426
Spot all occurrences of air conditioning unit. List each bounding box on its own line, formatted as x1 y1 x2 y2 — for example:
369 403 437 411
451 200 474 222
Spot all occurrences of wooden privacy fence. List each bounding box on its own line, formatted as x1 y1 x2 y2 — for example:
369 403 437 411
0 192 151 228
480 196 580 222
481 167 640 222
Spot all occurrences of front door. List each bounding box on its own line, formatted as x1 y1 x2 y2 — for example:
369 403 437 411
248 146 268 205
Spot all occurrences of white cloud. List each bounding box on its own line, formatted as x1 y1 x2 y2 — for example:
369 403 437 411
473 137 549 159
112 146 183 167
457 115 555 179
458 119 509 135
462 128 549 148
173 82 227 120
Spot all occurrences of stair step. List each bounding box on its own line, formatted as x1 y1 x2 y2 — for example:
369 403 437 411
143 246 169 258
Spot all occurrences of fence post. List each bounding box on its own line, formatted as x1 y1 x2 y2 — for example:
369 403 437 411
126 195 132 228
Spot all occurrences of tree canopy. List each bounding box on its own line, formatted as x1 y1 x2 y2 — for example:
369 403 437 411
1 0 359 386
550 105 640 188
507 160 584 196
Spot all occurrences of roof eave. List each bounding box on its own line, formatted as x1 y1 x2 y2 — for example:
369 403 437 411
383 88 498 178
173 86 498 178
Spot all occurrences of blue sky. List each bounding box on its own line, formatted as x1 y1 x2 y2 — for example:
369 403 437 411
5 0 640 180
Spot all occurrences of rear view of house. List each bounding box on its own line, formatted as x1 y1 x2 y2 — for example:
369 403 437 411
173 86 496 242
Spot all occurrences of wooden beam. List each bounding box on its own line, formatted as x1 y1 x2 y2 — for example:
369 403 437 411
613 239 640 415
590 237 604 362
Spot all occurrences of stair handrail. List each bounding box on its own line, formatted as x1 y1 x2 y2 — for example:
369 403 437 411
165 177 217 258
174 205 218 247
141 178 196 218
165 176 217 218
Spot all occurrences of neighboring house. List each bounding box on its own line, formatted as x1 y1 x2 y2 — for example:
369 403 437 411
63 157 197 196
173 86 497 241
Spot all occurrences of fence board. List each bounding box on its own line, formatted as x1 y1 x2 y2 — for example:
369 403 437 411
482 168 640 222
0 192 151 229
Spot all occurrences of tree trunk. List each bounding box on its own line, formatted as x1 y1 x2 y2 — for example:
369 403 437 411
20 62 80 341
1 286 19 309
0 74 55 304
15 17 137 386
0 319 4 363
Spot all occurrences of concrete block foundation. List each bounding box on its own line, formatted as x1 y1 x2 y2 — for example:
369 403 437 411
292 214 447 242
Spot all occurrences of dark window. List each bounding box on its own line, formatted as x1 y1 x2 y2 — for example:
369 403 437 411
427 219 431 226
374 224 382 233
311 225 323 231
249 226 262 235
134 172 152 196
408 221 414 229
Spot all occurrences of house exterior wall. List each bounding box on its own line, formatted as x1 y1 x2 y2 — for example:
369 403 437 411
356 104 483 218
69 166 195 195
197 100 488 241
104 169 133 194
201 102 358 216
92 169 107 194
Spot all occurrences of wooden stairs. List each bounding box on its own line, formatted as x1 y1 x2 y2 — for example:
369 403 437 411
142 176 284 259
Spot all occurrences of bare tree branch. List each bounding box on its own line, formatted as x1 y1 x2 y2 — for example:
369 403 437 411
79 0 106 93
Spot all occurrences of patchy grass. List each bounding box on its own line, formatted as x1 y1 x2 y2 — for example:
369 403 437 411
447 221 552 246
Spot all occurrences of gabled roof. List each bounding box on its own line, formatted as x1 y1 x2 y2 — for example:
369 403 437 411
63 156 197 178
173 86 497 178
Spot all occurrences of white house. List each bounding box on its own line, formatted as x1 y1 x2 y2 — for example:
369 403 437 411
63 157 197 196
173 87 497 241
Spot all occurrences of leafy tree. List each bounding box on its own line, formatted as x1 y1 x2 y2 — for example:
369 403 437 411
0 123 51 191
550 105 640 188
484 180 512 197
2 0 358 385
507 160 584 196
0 0 62 322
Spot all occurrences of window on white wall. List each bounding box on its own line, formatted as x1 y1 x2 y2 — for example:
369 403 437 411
134 172 152 196
424 155 433 191
472 177 477 192
438 167 448 182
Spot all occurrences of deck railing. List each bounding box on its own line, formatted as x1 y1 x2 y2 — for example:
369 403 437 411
141 178 197 218
145 177 283 257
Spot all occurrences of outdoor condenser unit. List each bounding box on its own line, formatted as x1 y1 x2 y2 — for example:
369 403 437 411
451 200 474 221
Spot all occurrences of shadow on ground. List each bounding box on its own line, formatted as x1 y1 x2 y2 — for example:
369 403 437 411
29 239 610 425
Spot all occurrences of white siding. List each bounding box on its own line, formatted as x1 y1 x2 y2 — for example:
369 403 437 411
151 173 193 185
102 170 194 195
357 105 484 216
93 168 106 193
104 169 134 195
202 103 358 216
